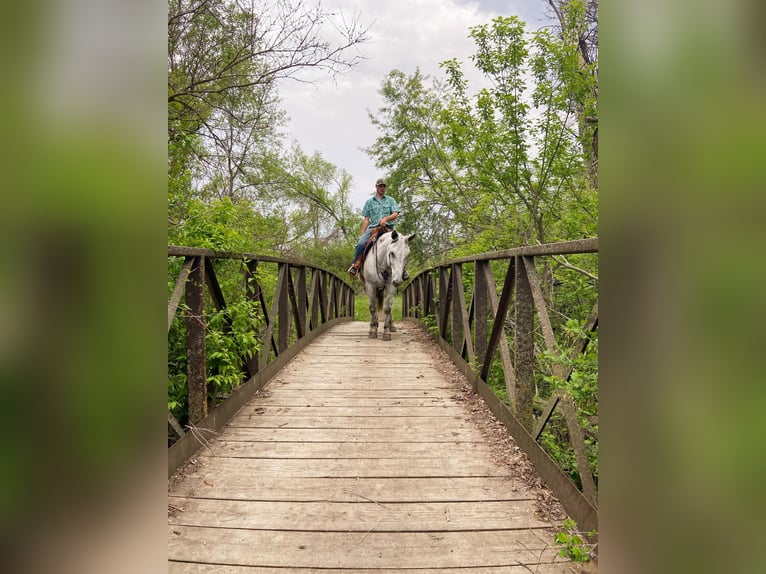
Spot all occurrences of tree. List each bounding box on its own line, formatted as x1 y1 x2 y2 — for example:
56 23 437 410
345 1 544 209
541 0 598 188
168 0 368 137
366 69 468 266
168 0 368 255
367 15 597 261
259 145 358 253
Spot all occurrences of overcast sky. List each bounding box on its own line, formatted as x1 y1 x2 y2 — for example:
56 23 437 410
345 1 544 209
278 0 552 210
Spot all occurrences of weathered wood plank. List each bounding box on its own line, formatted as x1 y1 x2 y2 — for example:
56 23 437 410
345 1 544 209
266 378 454 388
183 455 513 478
168 564 579 574
170 475 533 503
226 415 476 429
244 396 457 408
169 321 584 572
221 427 484 442
230 405 465 418
204 440 493 459
168 498 551 531
168 527 568 569
248 388 456 398
282 358 441 368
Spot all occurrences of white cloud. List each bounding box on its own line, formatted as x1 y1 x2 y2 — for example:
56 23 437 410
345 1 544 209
278 0 547 209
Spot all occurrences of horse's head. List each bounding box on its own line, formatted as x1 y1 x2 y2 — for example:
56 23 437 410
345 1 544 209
388 229 416 287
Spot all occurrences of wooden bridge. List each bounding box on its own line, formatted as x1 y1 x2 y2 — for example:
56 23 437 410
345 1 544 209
168 240 598 572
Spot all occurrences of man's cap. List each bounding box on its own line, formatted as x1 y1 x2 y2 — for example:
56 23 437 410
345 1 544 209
376 177 387 186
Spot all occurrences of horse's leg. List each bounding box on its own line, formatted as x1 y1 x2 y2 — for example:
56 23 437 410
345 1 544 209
387 285 397 333
382 284 394 341
367 283 378 338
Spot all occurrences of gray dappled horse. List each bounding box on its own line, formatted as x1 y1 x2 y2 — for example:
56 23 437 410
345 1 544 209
361 229 416 340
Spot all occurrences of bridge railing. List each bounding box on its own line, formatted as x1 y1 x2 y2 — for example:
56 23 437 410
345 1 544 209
402 238 598 534
167 246 354 474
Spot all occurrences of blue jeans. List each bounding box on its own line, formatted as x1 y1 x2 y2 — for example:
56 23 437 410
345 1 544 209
353 227 375 262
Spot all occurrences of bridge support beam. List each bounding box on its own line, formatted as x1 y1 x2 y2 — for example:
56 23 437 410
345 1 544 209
186 256 207 425
514 256 535 432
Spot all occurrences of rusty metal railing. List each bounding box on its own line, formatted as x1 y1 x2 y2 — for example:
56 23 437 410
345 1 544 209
402 238 598 535
167 246 354 474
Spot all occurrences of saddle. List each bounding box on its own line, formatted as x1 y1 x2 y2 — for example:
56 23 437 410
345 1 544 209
353 226 392 281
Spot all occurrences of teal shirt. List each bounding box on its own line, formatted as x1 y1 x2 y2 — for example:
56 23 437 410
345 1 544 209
362 194 400 228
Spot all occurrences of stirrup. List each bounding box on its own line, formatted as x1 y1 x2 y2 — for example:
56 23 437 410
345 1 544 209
347 264 358 276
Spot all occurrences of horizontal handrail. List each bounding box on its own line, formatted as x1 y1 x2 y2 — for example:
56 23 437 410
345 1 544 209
413 237 598 269
169 245 327 270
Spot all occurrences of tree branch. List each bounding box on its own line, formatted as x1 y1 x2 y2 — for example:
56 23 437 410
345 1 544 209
551 254 598 281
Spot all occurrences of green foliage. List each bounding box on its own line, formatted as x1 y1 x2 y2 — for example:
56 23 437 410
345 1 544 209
169 196 288 254
205 298 262 401
241 145 362 274
354 293 404 323
542 318 598 421
167 8 601 491
485 356 510 405
538 317 599 488
555 518 596 562
167 312 189 420
540 424 578 479
367 12 598 262
415 255 598 491
168 0 367 261
421 313 439 338
167 264 266 425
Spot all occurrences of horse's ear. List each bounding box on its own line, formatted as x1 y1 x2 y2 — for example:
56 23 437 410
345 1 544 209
391 230 399 242
407 232 416 242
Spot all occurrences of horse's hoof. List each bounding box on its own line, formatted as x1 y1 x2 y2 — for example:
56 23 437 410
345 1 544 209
382 332 391 341
389 325 397 332
369 331 377 339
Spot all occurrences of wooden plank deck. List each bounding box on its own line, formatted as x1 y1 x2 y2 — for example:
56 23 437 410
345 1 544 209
169 320 586 572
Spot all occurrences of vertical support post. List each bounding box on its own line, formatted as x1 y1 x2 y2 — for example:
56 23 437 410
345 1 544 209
185 256 207 425
515 255 535 431
319 272 328 323
416 275 425 317
295 266 307 338
479 258 516 408
428 272 437 318
402 282 410 317
286 267 301 339
474 261 490 372
439 266 452 340
331 277 340 318
243 260 260 377
347 285 355 318
277 263 290 353
451 263 463 355
309 270 320 329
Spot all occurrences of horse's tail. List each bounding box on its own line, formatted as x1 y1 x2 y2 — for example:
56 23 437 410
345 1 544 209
376 288 383 312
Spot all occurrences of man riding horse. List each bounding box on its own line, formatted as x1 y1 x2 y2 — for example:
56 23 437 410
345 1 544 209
347 177 409 281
